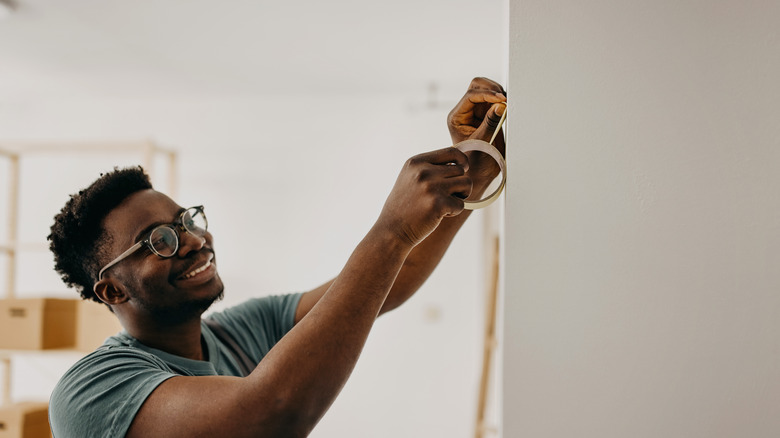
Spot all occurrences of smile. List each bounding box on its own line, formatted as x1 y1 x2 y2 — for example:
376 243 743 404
182 259 213 279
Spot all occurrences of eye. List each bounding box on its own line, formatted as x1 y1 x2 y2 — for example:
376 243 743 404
148 227 178 256
183 208 207 235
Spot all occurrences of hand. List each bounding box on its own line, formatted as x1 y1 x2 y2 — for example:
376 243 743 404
377 147 472 248
447 77 507 184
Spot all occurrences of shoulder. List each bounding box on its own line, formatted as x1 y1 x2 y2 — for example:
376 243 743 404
53 334 173 393
56 343 172 382
49 344 176 438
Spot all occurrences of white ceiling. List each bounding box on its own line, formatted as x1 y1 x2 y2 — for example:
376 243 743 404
0 0 506 100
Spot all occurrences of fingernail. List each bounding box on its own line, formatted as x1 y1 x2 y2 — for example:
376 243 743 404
495 104 505 116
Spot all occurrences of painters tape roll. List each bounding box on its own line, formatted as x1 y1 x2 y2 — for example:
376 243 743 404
451 101 507 210
453 139 507 209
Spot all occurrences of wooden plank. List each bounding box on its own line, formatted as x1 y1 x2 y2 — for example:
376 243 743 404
5 155 19 299
0 242 48 252
1 356 9 405
0 141 175 155
167 151 178 198
142 140 155 178
474 235 500 438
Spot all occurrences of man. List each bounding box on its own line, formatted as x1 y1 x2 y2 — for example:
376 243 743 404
47 77 506 437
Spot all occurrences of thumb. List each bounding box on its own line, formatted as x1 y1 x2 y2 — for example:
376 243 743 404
471 103 506 143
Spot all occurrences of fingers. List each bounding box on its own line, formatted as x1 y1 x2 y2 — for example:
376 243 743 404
409 146 467 168
447 175 474 202
428 149 472 206
437 173 472 218
447 90 504 138
380 147 476 246
426 146 470 171
448 77 507 142
450 88 506 120
464 77 507 115
469 77 507 96
452 77 507 116
471 102 506 145
484 102 506 132
408 147 473 212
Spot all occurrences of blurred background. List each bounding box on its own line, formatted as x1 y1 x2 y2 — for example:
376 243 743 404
3 2 779 438
0 1 507 437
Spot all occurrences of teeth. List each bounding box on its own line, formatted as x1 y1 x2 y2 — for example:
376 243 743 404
183 260 211 279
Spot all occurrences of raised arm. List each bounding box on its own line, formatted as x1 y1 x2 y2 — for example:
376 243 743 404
380 77 507 313
126 147 473 438
296 77 507 319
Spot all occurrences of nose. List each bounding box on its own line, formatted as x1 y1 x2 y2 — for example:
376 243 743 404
177 230 206 257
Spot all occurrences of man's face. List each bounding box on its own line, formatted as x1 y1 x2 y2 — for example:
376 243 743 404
101 189 224 323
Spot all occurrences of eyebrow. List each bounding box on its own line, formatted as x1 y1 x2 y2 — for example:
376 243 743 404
132 207 187 243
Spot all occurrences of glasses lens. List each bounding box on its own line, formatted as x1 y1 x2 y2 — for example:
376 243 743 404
149 226 178 257
182 207 207 236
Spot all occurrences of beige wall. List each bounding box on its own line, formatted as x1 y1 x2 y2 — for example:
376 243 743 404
503 1 779 436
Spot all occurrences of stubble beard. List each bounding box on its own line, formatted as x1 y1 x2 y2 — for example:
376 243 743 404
136 284 225 326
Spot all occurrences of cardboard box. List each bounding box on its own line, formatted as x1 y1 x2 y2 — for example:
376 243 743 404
0 299 76 350
75 299 122 352
0 402 50 438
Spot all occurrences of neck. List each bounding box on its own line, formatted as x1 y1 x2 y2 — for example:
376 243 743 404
118 312 206 361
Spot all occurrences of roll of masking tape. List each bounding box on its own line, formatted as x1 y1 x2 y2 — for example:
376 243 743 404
453 139 507 209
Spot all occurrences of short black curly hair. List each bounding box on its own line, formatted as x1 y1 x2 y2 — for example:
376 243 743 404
48 166 153 303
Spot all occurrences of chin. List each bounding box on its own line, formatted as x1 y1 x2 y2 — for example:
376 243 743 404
209 275 225 301
193 278 225 313
146 283 225 325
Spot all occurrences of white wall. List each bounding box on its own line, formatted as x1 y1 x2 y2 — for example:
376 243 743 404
0 90 490 438
504 1 779 437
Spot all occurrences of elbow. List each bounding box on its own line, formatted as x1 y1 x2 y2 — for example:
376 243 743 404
379 300 401 316
260 391 330 437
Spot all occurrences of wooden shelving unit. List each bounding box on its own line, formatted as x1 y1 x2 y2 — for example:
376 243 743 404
0 140 177 411
0 140 178 298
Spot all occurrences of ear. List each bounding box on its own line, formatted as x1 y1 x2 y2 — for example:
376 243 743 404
93 279 129 306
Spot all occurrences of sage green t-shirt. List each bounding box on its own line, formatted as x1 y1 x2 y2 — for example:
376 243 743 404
49 293 302 438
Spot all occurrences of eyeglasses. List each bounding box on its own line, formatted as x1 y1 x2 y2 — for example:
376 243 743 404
98 206 208 280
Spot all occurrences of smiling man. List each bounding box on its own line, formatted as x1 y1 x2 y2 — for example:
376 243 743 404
47 78 506 437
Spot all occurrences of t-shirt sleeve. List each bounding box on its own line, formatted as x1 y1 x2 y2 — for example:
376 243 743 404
207 293 303 364
49 346 178 438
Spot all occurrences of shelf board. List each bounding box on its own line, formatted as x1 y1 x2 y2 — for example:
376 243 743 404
0 349 83 360
0 242 49 252
0 140 175 155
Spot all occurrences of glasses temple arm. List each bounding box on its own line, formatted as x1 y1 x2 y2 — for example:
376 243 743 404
98 241 144 281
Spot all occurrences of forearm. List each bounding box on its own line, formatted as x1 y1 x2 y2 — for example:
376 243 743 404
380 211 471 313
380 174 494 314
250 225 412 433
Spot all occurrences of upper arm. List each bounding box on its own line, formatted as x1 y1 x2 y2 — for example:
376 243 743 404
294 279 334 324
294 267 412 323
127 375 241 438
127 375 301 438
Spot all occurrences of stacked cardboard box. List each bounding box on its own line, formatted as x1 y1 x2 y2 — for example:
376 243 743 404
0 298 122 437
74 299 122 351
0 402 50 438
0 298 122 351
0 299 76 350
